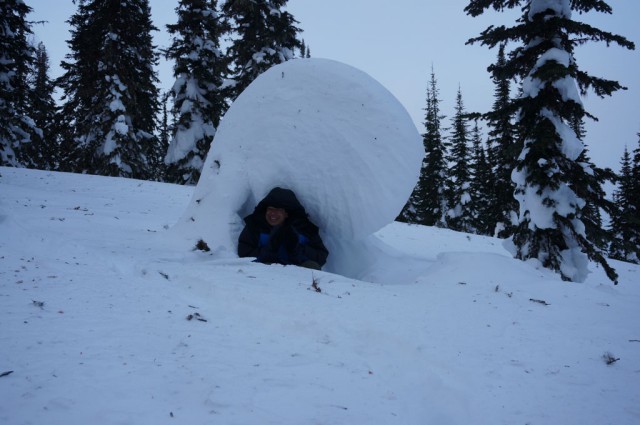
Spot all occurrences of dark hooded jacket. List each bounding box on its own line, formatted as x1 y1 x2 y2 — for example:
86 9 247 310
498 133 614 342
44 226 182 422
238 187 329 267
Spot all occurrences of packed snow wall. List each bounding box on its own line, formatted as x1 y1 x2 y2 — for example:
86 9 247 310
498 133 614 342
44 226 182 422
169 58 422 278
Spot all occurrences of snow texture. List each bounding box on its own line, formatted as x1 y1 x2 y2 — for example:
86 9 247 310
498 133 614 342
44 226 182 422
169 58 422 278
540 108 583 161
1 166 639 425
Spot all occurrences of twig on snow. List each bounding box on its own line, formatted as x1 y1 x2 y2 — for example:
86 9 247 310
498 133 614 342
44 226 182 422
186 312 207 322
602 352 620 365
529 298 550 306
310 274 322 293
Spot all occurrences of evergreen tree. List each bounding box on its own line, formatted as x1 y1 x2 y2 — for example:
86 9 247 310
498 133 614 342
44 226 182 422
164 0 230 185
0 0 37 167
25 42 59 170
446 87 473 232
155 91 171 181
574 148 616 250
609 145 639 262
399 79 427 224
468 120 495 235
400 67 448 226
222 0 302 100
465 0 635 283
300 38 310 58
569 111 616 251
57 0 160 179
633 134 640 221
567 109 616 252
485 43 519 237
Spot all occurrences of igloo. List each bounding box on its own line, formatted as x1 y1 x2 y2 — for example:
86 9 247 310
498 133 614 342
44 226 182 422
169 58 422 278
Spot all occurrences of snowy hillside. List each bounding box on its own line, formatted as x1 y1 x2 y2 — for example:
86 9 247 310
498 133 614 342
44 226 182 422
1 166 639 425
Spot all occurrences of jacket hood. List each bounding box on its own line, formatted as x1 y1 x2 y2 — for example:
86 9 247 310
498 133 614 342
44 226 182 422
246 187 307 224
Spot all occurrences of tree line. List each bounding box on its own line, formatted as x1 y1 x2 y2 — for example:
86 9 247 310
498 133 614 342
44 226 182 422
399 60 640 270
1 0 638 280
399 0 638 279
1 0 304 183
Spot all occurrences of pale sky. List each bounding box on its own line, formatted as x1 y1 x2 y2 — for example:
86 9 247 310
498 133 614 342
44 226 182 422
27 0 640 172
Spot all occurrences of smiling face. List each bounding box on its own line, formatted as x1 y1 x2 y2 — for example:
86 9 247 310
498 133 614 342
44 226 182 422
265 206 288 227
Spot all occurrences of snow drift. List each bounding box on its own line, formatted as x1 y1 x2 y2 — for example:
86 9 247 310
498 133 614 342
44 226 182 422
2 167 639 425
169 58 422 278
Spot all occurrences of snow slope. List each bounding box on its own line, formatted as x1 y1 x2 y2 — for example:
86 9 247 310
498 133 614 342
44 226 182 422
1 167 639 425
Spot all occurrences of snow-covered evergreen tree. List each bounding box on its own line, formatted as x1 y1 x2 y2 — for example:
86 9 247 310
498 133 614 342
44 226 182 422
567 113 616 252
485 44 519 237
0 0 37 167
609 145 639 263
446 87 474 233
575 148 616 250
154 92 171 181
634 134 640 221
222 0 302 100
164 0 230 185
57 0 160 179
468 120 495 235
399 67 449 226
466 0 635 283
24 42 59 170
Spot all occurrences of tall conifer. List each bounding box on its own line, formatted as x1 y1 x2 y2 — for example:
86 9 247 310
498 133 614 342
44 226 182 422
486 44 519 237
465 0 634 283
0 0 37 167
633 134 640 221
575 148 616 250
58 0 160 179
566 113 615 251
469 120 495 235
222 0 301 100
164 0 230 185
609 145 639 262
400 68 449 226
25 42 59 170
155 92 171 180
446 87 473 232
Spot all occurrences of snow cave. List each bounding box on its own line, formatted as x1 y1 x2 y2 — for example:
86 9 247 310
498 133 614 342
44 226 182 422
170 58 423 279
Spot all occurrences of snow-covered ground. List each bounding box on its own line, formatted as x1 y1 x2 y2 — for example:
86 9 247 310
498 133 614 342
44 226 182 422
1 166 639 425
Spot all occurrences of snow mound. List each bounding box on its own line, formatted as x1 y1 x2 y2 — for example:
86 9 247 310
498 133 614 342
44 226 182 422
169 58 422 276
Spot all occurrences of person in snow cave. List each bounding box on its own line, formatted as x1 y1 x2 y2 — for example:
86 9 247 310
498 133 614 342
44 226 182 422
238 187 328 270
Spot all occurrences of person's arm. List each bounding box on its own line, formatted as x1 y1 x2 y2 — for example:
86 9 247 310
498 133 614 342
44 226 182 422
238 225 260 258
285 220 329 266
295 232 329 266
239 225 284 264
